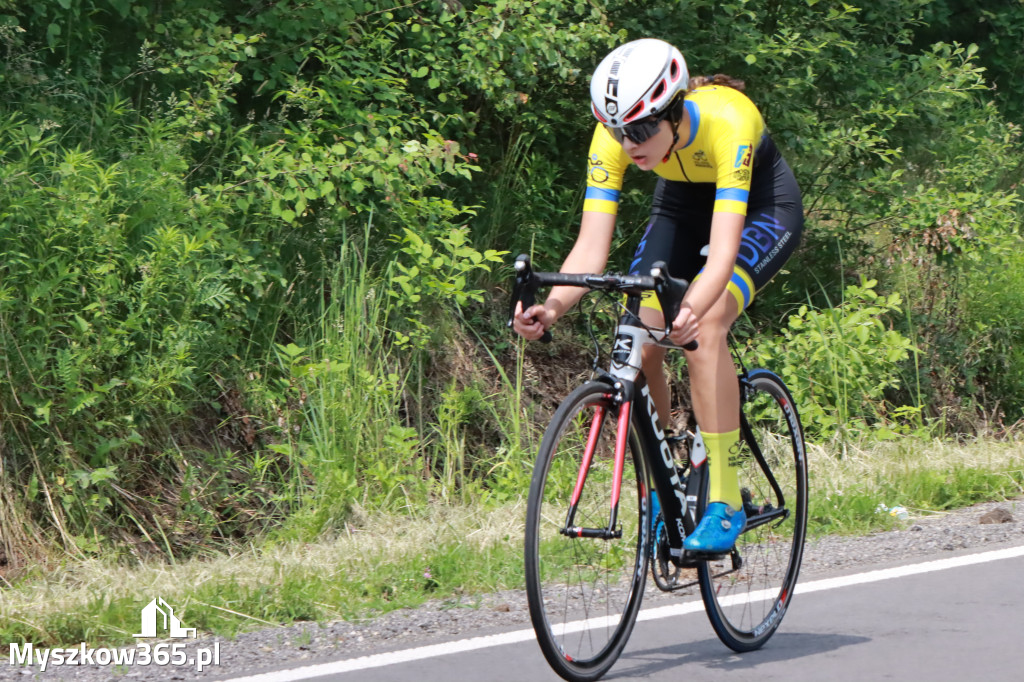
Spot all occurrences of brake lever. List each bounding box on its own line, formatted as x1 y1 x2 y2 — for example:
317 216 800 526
651 261 698 351
510 254 552 343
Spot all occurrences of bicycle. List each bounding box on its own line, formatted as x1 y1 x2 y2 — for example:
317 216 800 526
509 254 808 682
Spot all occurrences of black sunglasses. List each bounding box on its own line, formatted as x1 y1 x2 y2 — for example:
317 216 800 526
606 112 667 145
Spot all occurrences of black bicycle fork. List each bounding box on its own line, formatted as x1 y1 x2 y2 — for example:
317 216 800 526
736 375 791 532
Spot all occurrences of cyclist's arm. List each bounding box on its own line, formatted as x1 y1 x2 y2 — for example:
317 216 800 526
544 210 616 318
515 124 625 339
675 95 757 328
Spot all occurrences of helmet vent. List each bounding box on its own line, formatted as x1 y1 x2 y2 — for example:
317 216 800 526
651 80 666 102
669 59 681 82
623 101 645 122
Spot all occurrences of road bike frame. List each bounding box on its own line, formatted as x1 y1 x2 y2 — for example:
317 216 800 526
510 253 794 566
558 300 702 566
563 321 795 564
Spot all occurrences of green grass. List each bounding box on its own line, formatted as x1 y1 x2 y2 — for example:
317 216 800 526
0 502 527 648
808 436 1024 535
1 436 1021 649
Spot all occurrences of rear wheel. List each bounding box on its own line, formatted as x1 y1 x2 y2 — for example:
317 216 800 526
696 369 808 651
524 381 650 682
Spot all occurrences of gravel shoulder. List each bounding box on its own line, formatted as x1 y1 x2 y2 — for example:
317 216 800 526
4 497 1021 682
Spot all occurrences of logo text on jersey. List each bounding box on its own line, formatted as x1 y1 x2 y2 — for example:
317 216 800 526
734 144 752 168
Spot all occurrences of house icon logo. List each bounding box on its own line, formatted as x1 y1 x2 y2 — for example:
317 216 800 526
133 597 197 639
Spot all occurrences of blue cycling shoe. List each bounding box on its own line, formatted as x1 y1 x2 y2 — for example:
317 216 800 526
683 502 746 553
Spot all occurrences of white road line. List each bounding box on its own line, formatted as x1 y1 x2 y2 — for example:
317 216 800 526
221 544 1024 682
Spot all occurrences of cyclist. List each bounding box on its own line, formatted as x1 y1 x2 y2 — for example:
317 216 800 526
512 38 803 553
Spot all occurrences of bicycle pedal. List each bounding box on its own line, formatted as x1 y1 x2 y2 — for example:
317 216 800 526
668 547 699 568
664 426 692 444
682 548 728 562
744 501 774 516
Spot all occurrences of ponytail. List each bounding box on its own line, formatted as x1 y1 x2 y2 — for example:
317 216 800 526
688 73 746 92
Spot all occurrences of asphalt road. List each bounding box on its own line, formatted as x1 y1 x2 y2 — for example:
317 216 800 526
218 542 1024 682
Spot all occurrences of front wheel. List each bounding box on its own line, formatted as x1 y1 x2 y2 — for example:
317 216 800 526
697 369 808 651
524 381 650 682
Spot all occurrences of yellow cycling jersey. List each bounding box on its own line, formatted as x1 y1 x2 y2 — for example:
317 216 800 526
584 85 765 216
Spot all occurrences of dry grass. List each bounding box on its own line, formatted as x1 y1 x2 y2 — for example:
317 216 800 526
0 500 529 643
1 435 1022 644
810 436 1024 506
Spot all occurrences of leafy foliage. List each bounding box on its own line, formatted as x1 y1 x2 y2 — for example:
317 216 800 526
0 0 1022 567
750 278 917 439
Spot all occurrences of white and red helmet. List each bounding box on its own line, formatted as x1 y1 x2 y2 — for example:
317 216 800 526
590 38 688 127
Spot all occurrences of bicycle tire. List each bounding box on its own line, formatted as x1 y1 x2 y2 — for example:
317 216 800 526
524 381 650 682
696 368 808 651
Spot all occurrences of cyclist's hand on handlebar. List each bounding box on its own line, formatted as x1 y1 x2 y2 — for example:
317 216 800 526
668 306 699 348
513 301 556 341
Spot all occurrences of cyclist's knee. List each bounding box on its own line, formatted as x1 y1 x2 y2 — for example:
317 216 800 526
702 313 731 337
701 292 741 337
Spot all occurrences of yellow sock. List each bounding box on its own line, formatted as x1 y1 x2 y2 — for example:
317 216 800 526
704 429 743 509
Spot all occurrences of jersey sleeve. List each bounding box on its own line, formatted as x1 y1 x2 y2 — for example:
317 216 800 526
583 124 631 215
710 100 764 215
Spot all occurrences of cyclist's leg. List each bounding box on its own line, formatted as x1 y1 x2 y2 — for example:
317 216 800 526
681 288 747 552
631 216 672 428
638 332 670 428
633 180 711 430
685 159 804 552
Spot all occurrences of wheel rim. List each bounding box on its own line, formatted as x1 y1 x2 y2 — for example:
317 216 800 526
701 375 807 646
